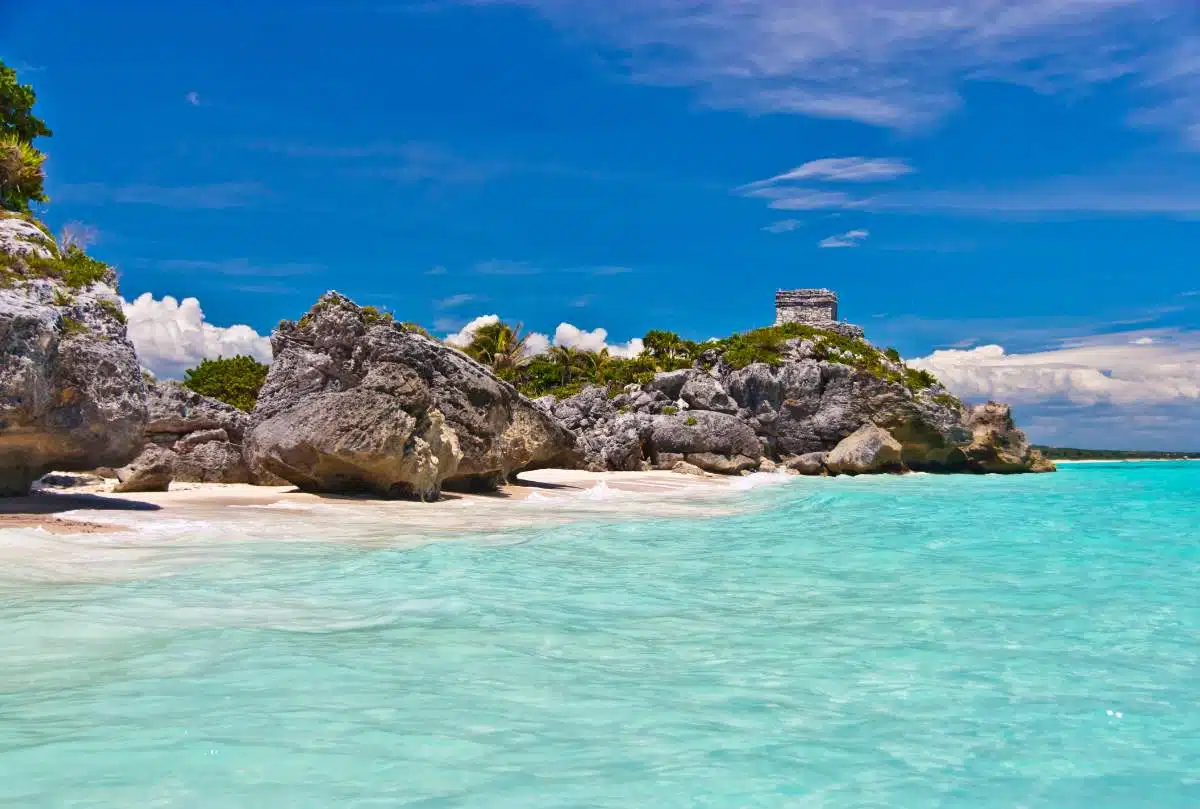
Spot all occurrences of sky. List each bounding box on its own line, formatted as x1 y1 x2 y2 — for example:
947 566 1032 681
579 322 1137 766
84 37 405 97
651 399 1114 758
2 0 1198 449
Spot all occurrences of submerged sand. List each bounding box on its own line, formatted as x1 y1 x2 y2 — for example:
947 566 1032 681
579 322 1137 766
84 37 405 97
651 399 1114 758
0 469 746 537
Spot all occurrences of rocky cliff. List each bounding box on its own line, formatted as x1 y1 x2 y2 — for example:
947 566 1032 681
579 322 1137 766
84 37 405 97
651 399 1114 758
246 292 578 498
543 325 1052 476
0 214 147 494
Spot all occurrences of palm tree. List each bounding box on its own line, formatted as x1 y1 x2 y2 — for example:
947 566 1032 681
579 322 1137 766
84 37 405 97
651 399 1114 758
0 134 47 212
547 345 587 385
582 348 612 383
465 321 531 379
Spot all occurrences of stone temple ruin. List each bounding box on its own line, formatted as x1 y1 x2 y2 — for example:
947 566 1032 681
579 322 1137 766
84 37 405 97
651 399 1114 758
775 288 864 339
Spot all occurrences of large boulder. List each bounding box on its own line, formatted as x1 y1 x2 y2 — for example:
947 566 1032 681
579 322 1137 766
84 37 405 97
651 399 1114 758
649 410 763 472
114 444 176 493
247 292 578 497
963 402 1055 473
679 374 737 414
825 423 904 474
143 380 256 484
0 272 147 495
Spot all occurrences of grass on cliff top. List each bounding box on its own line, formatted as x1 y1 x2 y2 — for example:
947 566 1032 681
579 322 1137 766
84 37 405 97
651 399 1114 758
1 243 115 290
709 322 942 395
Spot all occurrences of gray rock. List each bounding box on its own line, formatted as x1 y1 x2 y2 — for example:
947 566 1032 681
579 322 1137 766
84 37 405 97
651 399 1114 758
727 364 782 411
172 428 229 454
248 292 578 496
670 460 708 477
114 445 177 493
784 451 828 475
175 440 253 484
147 381 249 440
650 411 760 459
757 458 779 473
679 374 737 414
35 471 106 489
685 452 760 474
0 215 55 259
0 278 148 495
647 369 697 400
826 424 903 475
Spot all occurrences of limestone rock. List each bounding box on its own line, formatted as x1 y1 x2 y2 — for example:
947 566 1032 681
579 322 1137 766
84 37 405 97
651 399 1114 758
679 374 737 414
685 452 760 474
826 424 904 475
0 279 148 495
114 444 176 493
670 460 709 477
784 451 828 475
647 369 698 401
174 440 252 484
0 215 55 259
963 402 1056 474
248 292 577 496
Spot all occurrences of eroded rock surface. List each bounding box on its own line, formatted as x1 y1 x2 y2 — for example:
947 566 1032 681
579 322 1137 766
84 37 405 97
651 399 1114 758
247 292 578 497
0 278 147 495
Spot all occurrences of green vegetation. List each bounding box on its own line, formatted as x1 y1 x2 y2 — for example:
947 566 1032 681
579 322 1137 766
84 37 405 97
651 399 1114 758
1 243 116 289
662 405 679 415
400 321 431 337
59 316 87 338
685 416 698 426
1033 446 1198 461
96 297 126 324
440 318 951 400
0 60 51 212
52 287 73 306
182 355 270 412
361 305 393 326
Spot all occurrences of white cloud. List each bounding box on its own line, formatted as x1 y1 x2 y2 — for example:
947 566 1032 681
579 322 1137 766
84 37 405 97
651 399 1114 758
908 333 1200 407
185 91 201 106
123 293 273 379
444 314 644 358
819 228 869 248
443 314 500 347
749 158 914 186
478 0 1193 139
550 323 644 358
762 218 803 233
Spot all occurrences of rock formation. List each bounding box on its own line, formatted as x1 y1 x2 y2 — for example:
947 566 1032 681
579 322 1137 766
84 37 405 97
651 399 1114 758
246 292 578 498
544 326 1052 476
0 216 147 495
141 380 257 484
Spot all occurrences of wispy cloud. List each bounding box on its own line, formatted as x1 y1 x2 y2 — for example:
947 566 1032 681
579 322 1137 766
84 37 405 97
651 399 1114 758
436 293 480 309
474 0 1195 141
158 258 321 277
762 218 803 233
426 265 449 276
475 259 542 276
55 182 268 209
185 91 201 106
818 228 869 248
748 158 914 186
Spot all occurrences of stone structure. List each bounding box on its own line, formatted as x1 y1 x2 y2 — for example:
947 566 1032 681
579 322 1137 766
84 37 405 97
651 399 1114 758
775 288 838 327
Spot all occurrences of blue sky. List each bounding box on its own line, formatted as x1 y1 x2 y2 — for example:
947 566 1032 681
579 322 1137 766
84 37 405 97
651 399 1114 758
3 0 1199 448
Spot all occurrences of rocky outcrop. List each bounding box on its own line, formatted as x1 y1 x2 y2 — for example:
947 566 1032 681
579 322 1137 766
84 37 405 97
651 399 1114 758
545 327 1052 476
963 401 1056 474
0 274 147 495
825 424 903 474
142 380 255 484
0 215 55 259
246 292 578 498
114 444 175 493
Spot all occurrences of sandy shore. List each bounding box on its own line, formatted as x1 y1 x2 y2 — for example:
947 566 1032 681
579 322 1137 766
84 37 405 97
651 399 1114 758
0 468 742 536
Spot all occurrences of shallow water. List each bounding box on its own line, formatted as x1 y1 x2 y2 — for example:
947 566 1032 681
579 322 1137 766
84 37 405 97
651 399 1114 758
2 463 1198 807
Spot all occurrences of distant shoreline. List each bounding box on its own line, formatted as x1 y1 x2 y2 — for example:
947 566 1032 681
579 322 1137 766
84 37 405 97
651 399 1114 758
1054 457 1200 464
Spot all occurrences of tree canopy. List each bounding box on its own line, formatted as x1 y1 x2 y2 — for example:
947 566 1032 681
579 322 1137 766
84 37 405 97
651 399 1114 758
182 355 270 412
0 59 50 212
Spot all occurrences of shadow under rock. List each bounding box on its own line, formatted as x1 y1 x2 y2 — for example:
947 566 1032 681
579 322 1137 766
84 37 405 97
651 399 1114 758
0 491 163 515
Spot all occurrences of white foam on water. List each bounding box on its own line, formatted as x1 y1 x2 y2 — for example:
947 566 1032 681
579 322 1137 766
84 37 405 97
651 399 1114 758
729 471 795 491
578 480 624 501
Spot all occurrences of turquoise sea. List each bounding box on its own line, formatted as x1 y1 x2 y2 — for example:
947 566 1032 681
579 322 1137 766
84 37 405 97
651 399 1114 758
2 462 1198 808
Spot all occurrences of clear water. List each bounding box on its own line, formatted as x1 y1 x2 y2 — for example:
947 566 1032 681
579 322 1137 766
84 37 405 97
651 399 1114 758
2 463 1198 808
